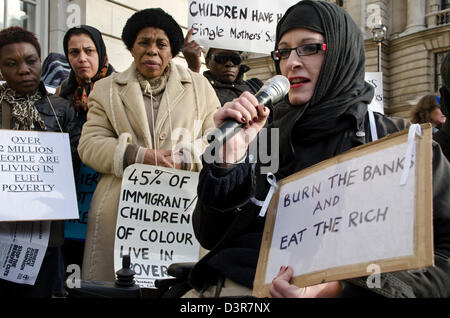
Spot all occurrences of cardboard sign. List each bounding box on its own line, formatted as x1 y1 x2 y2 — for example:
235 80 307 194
365 72 384 114
114 164 201 288
0 130 78 221
188 0 299 54
253 125 433 297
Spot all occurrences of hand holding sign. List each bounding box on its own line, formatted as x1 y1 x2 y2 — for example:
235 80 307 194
142 149 183 170
269 266 342 298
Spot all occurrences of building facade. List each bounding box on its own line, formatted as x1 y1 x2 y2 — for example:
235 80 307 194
2 0 449 118
245 0 450 118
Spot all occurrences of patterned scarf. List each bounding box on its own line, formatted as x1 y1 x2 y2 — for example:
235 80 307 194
0 84 45 131
72 55 110 112
136 64 170 98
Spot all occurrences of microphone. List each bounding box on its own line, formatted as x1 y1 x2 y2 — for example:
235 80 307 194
208 75 290 145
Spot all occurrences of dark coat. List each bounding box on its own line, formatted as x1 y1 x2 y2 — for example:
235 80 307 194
434 86 450 162
190 109 450 297
203 65 263 106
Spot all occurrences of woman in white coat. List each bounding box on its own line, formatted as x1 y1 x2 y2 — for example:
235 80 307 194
77 8 220 285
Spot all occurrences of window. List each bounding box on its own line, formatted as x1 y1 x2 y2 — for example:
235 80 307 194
442 0 450 10
0 0 49 58
436 51 450 92
0 0 37 31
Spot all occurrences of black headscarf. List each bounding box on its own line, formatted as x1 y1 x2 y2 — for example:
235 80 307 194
270 0 374 149
60 25 115 109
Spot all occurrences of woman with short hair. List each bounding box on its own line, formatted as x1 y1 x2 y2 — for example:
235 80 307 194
0 26 80 297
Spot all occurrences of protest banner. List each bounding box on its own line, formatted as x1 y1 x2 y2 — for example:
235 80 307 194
0 130 78 221
114 164 200 288
187 0 299 54
64 163 98 240
253 125 433 297
365 72 384 114
0 221 50 285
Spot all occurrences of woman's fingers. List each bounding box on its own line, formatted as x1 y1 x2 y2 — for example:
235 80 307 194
215 92 261 127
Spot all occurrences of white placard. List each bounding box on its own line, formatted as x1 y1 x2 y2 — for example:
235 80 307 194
365 72 384 114
0 130 78 221
264 141 415 284
114 164 200 288
188 0 299 54
0 221 50 285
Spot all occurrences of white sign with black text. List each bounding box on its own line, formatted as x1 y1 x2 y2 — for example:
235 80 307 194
0 130 78 221
0 221 50 285
114 164 200 288
187 0 300 54
365 72 384 114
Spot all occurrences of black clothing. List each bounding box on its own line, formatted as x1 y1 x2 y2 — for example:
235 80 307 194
434 86 450 161
203 65 263 106
189 0 450 298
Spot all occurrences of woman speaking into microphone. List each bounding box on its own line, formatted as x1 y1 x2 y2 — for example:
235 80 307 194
186 0 450 298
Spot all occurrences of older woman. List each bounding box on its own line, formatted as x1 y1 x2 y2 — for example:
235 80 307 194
188 0 450 298
77 8 220 283
0 26 80 297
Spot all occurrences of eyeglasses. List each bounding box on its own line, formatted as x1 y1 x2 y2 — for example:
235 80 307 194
212 53 242 65
271 43 327 61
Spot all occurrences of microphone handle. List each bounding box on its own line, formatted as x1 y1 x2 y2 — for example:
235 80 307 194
207 91 271 145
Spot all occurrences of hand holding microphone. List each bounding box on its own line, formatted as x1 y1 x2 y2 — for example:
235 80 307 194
209 75 290 145
208 75 290 164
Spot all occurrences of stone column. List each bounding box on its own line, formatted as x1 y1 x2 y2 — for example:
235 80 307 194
402 0 426 35
427 0 441 27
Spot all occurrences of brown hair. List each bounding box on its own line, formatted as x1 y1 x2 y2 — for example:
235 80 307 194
0 26 41 57
410 94 441 124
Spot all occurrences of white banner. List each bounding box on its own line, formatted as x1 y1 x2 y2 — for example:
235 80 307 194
365 72 384 114
188 0 299 54
114 164 200 288
0 221 50 285
0 130 78 221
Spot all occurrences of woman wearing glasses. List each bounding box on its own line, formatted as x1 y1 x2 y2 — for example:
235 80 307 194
187 0 450 298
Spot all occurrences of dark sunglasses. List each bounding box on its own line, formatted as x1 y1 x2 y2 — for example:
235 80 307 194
271 43 327 61
212 53 242 65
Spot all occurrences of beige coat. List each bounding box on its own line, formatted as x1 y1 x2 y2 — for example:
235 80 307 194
78 61 220 281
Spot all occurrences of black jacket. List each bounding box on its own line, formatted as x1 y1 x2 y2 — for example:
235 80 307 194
203 65 263 106
190 110 450 297
433 86 450 162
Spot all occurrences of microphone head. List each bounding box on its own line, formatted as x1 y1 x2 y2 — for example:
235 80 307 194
259 75 290 104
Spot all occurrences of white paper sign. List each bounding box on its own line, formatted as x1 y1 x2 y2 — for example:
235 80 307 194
114 164 200 288
264 141 415 284
0 221 50 285
365 72 384 114
0 130 78 221
188 0 299 54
